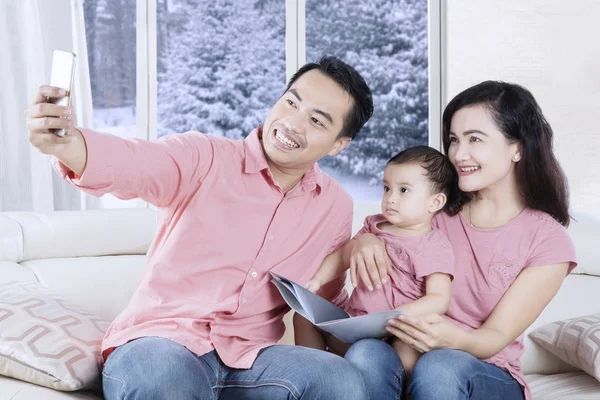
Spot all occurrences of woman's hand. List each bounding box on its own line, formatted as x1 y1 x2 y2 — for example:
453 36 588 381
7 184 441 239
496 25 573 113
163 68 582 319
386 313 465 353
348 234 392 291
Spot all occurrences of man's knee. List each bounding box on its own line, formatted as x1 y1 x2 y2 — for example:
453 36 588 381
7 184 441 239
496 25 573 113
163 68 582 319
102 337 210 400
277 346 367 399
412 349 474 386
315 353 367 399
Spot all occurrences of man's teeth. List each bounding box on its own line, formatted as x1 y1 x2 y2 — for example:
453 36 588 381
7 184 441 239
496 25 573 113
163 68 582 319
461 166 480 172
275 130 300 148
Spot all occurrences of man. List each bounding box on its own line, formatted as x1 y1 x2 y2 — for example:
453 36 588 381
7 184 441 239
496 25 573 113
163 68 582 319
25 56 373 399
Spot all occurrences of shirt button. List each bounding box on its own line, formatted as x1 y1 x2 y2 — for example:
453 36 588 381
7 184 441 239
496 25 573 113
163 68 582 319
268 235 273 241
242 298 247 304
251 271 258 278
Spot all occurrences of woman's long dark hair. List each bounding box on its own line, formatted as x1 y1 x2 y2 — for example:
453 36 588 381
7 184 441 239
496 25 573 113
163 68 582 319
442 81 570 227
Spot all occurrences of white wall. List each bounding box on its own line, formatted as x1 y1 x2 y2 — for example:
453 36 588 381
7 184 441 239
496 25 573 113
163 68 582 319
444 0 600 220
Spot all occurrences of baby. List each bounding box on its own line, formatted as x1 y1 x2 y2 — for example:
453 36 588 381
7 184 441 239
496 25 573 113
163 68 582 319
294 145 460 373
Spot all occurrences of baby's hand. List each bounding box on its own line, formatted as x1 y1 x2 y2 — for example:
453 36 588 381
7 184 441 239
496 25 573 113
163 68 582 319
305 278 322 293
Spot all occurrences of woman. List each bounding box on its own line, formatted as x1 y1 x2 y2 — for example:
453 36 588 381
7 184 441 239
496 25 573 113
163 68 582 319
344 81 576 400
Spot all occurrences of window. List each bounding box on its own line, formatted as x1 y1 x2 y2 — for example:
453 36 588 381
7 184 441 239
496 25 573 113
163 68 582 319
84 0 439 204
84 0 137 139
83 0 140 208
157 0 286 139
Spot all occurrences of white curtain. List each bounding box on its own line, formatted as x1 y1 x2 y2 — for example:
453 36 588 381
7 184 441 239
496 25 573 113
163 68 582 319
0 0 97 212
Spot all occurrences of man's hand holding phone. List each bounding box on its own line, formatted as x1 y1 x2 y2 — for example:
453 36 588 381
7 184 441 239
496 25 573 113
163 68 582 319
25 85 87 176
26 85 75 153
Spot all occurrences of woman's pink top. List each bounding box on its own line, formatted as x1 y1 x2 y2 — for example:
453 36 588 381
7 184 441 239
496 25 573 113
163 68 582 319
433 209 577 400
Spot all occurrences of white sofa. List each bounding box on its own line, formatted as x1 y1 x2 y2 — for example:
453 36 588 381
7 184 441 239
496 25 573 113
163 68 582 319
1 202 599 399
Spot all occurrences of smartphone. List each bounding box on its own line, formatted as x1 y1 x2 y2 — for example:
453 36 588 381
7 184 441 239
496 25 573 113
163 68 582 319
49 50 76 137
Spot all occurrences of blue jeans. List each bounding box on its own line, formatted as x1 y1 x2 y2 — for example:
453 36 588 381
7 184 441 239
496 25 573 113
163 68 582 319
102 337 367 399
344 339 524 400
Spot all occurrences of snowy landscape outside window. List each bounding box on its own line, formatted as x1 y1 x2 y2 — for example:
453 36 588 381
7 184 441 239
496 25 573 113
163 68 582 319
307 0 429 199
84 0 137 139
84 0 429 202
157 0 286 141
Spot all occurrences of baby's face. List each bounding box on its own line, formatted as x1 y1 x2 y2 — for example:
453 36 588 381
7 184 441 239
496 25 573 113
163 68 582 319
381 163 436 228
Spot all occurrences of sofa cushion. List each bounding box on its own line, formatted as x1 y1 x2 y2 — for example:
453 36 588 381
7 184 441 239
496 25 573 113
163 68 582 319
522 274 600 375
0 215 23 262
22 256 146 322
0 262 37 285
529 313 600 382
0 280 109 391
568 213 600 277
0 209 157 262
0 375 101 399
526 372 600 399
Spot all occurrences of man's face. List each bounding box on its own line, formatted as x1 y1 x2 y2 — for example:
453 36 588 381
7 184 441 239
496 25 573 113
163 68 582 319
261 69 353 172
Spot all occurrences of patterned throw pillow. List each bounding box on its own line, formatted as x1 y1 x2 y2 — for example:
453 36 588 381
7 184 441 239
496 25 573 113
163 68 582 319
0 280 109 391
529 313 600 382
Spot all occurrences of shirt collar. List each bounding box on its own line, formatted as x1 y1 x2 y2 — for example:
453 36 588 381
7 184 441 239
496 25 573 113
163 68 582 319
243 126 269 174
243 125 323 193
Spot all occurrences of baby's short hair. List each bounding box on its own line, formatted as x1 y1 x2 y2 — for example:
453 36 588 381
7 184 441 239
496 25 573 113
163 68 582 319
387 146 461 215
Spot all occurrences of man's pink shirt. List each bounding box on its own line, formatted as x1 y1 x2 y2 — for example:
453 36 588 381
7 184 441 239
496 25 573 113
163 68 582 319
53 127 352 368
434 210 577 400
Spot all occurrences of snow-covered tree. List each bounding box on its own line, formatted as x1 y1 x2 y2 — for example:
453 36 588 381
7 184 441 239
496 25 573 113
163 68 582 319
157 0 285 139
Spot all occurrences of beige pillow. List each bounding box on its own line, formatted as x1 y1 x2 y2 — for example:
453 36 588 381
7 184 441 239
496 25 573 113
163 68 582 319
0 280 109 391
529 313 600 382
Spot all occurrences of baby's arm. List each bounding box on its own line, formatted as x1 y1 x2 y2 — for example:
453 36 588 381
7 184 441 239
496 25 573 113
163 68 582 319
294 250 344 349
305 247 347 292
295 246 349 347
397 273 451 316
391 273 451 375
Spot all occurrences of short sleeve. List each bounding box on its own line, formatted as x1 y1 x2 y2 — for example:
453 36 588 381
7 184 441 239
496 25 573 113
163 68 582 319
352 214 382 239
527 220 577 273
412 231 455 280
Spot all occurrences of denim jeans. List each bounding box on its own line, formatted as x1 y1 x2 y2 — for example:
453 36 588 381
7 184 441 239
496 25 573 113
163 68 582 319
344 339 524 400
102 337 368 400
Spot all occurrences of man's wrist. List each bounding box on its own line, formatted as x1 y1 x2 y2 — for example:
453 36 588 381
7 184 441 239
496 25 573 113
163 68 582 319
53 128 87 174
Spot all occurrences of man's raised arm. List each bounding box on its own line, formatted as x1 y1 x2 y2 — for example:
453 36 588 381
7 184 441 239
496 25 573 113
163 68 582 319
25 85 213 207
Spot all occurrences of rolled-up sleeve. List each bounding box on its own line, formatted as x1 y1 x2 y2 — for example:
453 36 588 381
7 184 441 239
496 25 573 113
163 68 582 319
52 128 214 207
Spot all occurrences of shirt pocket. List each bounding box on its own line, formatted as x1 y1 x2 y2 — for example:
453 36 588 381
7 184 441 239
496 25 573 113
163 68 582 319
488 256 521 291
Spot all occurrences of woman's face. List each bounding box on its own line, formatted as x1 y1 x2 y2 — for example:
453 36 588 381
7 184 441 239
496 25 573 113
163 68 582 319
447 105 520 193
